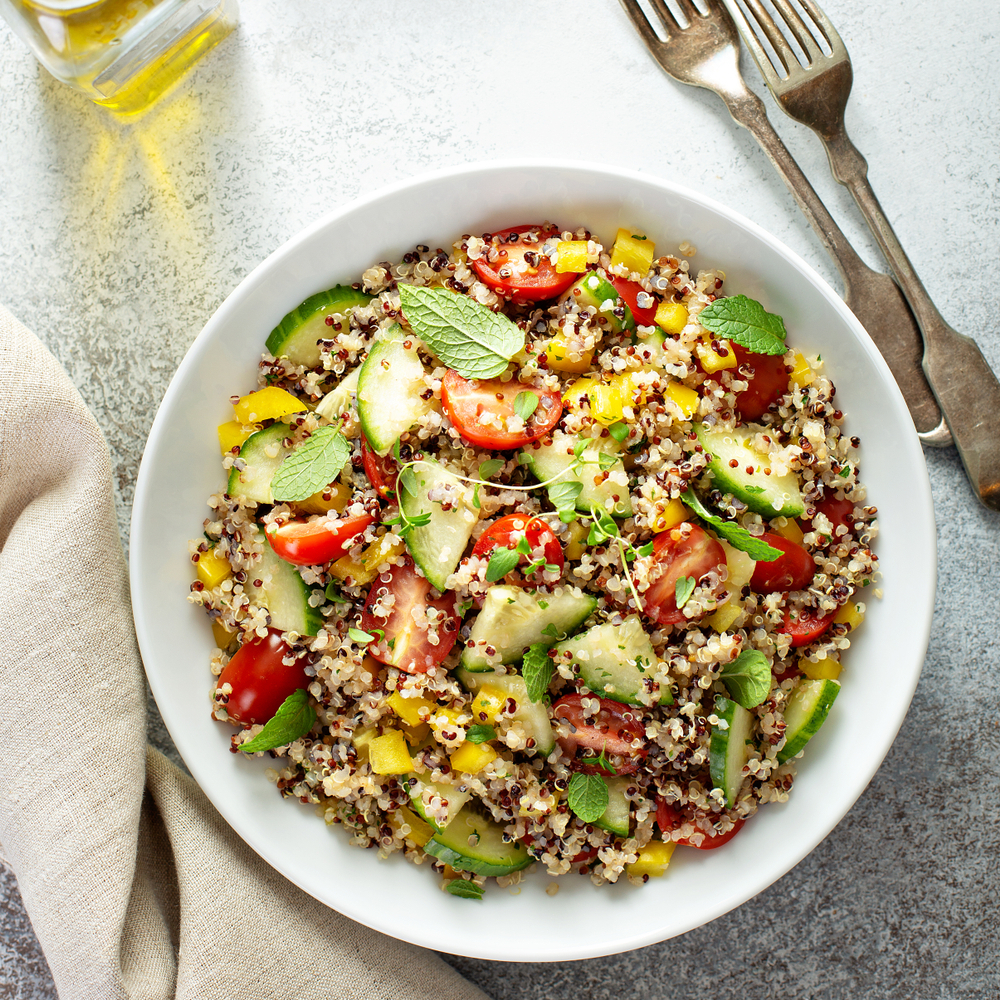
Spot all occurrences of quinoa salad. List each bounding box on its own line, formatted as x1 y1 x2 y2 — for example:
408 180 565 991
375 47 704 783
188 222 878 896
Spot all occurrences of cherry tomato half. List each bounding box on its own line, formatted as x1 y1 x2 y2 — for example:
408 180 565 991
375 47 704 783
441 369 563 450
552 693 647 775
656 800 746 850
361 434 398 501
750 532 815 593
469 224 580 302
217 629 309 726
801 492 856 541
360 559 460 673
471 513 564 586
640 522 726 627
266 513 375 566
777 607 837 647
609 275 657 326
732 344 790 422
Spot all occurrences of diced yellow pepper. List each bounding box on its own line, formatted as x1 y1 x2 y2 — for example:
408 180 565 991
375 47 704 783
450 740 498 775
429 706 464 737
663 381 700 421
401 723 431 746
610 228 655 276
833 602 865 631
368 730 415 775
800 656 842 680
470 685 507 726
651 498 691 533
694 337 738 374
627 839 675 877
654 301 688 334
196 549 232 588
772 516 805 545
564 519 589 560
233 386 307 424
351 726 378 760
330 532 406 586
546 331 594 374
789 352 816 388
705 601 743 634
387 691 435 728
211 621 236 651
392 804 435 847
296 481 352 515
217 420 257 455
563 372 644 426
555 240 589 274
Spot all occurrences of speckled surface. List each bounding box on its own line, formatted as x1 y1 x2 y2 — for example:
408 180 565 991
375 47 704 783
1 1 998 996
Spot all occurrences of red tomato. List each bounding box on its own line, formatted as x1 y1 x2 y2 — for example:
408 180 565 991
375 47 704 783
750 532 815 593
552 693 647 775
640 522 726 626
609 275 657 326
777 607 837 647
266 513 374 566
802 493 856 540
361 434 398 500
469 224 580 301
656 800 746 849
441 369 563 450
217 629 309 726
360 559 460 673
732 344 789 421
471 513 564 585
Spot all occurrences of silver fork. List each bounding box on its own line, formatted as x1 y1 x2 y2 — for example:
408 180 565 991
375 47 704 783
617 0 949 448
724 0 1000 510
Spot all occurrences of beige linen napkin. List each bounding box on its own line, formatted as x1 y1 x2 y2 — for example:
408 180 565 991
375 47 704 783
0 304 490 1000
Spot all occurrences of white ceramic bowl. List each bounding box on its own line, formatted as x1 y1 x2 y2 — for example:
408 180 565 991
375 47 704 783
130 161 935 962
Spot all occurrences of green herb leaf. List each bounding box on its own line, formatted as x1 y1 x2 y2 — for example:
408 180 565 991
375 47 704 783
597 452 618 471
682 489 782 562
637 541 655 557
399 465 419 499
270 426 351 503
239 689 315 753
540 622 565 640
485 546 520 582
608 421 629 443
720 648 772 709
479 458 505 479
521 642 556 702
446 879 485 900
675 575 696 610
578 746 618 775
324 579 350 604
566 772 609 823
466 725 497 745
548 480 583 522
397 284 524 378
698 294 788 356
514 391 539 421
471 483 481 509
838 464 851 478
348 626 376 643
515 535 533 556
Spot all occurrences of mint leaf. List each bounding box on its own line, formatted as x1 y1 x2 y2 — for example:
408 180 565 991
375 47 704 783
548 480 583 522
485 546 520 582
478 458 505 479
567 772 609 823
682 489 782 562
514 391 539 421
521 642 555 702
397 284 524 378
324 579 350 604
270 426 351 502
720 648 772 708
239 689 315 753
608 421 629 443
675 575 696 610
466 725 496 744
698 294 787 356
446 879 485 900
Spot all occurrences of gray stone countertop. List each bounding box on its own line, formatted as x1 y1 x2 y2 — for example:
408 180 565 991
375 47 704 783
1 1 998 997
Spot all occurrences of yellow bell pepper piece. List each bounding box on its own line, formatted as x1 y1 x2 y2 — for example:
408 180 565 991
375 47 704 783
663 381 700 421
705 600 743 634
773 516 805 545
470 685 507 726
351 726 378 760
196 549 232 588
233 386 307 424
401 722 431 745
555 240 589 274
546 330 594 374
392 804 434 848
217 420 257 455
627 839 675 878
833 602 865 631
563 520 589 561
211 621 236 651
651 498 691 533
368 730 415 775
429 706 464 737
800 656 842 680
610 228 655 276
694 337 738 374
330 532 405 586
296 481 352 515
387 691 435 728
563 372 644 426
654 301 688 335
789 352 816 388
450 740 498 775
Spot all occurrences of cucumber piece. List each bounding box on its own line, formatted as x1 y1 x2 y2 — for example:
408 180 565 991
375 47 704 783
460 584 597 672
266 286 372 368
425 806 532 877
777 678 840 763
245 530 323 636
695 423 804 518
356 326 434 456
456 668 556 756
227 422 291 504
520 430 632 518
556 615 672 706
709 695 754 807
314 367 359 423
595 776 632 837
561 272 635 333
406 776 472 832
398 458 479 591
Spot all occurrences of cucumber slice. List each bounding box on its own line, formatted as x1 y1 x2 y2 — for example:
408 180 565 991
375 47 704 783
460 584 597 672
425 806 532 877
520 430 632 518
266 286 372 368
356 326 434 455
556 615 672 706
406 776 472 832
456 668 556 756
777 678 840 763
595 776 632 837
709 695 754 807
314 367 359 423
398 458 479 591
245 530 323 636
561 272 635 333
695 423 805 518
227 422 291 504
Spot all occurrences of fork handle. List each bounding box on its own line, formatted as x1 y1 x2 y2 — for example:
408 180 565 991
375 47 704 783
823 131 1000 510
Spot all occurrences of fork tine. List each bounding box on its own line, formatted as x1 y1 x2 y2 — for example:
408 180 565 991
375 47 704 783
767 0 826 65
647 0 682 35
617 0 665 48
672 0 704 23
795 0 849 61
723 0 791 78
